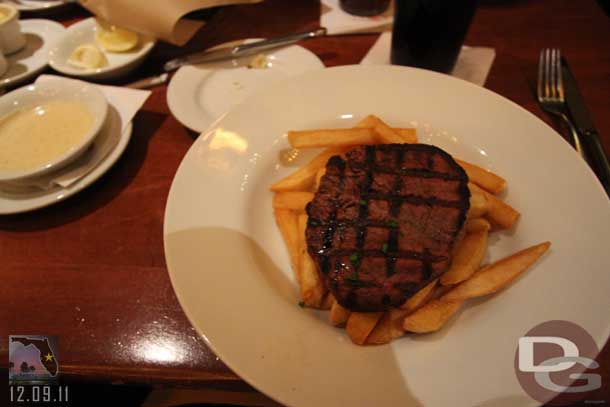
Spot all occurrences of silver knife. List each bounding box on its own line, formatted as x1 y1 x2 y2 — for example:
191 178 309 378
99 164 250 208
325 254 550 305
562 58 610 197
163 27 327 72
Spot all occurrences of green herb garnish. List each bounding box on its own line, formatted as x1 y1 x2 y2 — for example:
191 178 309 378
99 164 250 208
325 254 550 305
349 253 359 263
381 243 388 253
359 199 368 206
345 272 359 282
385 219 399 228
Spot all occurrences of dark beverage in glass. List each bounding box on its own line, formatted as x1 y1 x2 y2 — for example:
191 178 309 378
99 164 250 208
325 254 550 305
339 0 391 16
391 0 477 73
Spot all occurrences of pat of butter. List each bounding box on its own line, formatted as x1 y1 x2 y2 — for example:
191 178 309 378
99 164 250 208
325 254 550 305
248 54 270 69
68 44 108 69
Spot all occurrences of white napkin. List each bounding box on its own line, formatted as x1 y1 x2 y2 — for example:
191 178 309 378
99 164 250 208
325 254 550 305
360 32 496 86
10 75 151 190
321 0 394 35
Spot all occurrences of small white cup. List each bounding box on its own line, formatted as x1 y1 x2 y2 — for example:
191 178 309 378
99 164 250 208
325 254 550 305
0 4 25 55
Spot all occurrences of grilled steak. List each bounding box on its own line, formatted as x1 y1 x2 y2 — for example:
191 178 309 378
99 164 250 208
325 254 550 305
305 144 470 312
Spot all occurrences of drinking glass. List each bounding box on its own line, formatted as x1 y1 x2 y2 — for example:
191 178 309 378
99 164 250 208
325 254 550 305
391 0 477 73
339 0 391 17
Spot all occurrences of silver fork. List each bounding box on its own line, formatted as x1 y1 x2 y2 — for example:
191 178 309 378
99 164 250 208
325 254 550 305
537 48 585 158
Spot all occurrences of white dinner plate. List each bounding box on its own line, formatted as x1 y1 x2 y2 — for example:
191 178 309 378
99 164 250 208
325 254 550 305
167 39 324 133
163 65 610 407
0 110 132 215
48 17 156 81
0 0 68 12
0 19 65 87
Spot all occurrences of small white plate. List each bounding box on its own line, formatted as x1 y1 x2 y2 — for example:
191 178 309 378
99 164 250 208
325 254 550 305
0 108 132 215
167 39 324 133
0 19 65 87
0 0 68 12
48 17 156 81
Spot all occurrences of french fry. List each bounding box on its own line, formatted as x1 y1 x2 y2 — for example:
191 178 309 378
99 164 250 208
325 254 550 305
314 167 326 191
368 279 439 344
456 159 506 194
366 309 402 345
430 283 454 299
470 183 520 229
297 213 325 307
403 298 463 333
464 218 491 234
270 147 344 192
288 128 377 148
400 279 438 312
468 186 489 218
357 114 403 143
393 128 418 143
443 242 551 302
355 115 377 128
272 192 314 211
346 312 383 345
321 292 335 310
356 115 418 144
440 230 488 286
274 209 300 282
329 299 351 326
368 115 405 144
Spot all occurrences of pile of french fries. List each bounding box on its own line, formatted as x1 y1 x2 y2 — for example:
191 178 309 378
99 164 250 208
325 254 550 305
271 115 550 346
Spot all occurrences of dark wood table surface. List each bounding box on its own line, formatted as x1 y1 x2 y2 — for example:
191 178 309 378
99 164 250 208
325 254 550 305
2 0 609 404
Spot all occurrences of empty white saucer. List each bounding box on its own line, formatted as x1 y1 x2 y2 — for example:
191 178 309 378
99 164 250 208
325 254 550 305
167 39 324 133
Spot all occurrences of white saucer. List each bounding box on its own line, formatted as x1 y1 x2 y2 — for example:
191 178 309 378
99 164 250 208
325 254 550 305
0 19 65 87
0 108 132 215
167 39 324 133
0 0 68 12
48 17 156 81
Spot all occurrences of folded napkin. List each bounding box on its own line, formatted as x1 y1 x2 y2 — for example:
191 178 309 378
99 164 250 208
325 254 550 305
1 75 150 192
79 0 262 45
321 0 394 35
360 32 496 86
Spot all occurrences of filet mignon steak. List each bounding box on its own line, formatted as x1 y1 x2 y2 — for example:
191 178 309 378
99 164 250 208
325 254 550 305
305 144 470 312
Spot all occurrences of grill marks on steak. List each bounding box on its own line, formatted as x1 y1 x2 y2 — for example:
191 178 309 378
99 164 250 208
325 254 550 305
305 144 470 312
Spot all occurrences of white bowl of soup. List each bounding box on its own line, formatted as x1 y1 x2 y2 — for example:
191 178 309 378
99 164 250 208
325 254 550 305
0 80 107 182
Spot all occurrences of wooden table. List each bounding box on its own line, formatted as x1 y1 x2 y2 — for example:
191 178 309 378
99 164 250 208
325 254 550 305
2 0 609 404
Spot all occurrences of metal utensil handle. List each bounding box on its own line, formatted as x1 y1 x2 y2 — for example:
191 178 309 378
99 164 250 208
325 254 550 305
233 27 327 55
126 73 169 89
582 129 610 197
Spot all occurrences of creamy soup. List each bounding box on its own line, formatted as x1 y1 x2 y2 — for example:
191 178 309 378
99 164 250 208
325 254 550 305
0 100 95 172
